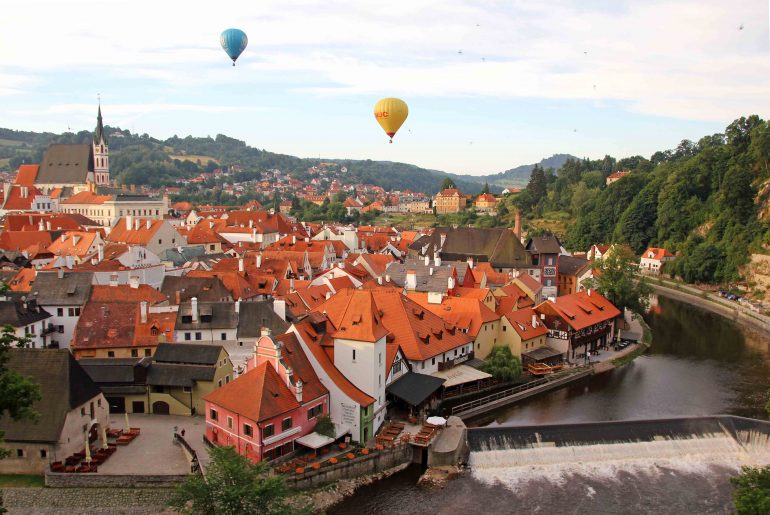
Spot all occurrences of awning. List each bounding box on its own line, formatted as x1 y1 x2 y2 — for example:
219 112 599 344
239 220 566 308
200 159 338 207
431 364 492 388
522 346 564 361
386 372 445 406
295 432 335 449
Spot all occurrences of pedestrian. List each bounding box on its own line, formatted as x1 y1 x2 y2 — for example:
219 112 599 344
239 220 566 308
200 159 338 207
181 428 186 438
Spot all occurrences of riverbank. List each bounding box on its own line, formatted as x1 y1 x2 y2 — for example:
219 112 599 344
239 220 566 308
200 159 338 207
648 279 770 334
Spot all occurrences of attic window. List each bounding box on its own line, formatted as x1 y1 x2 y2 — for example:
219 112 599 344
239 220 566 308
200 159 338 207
151 326 160 336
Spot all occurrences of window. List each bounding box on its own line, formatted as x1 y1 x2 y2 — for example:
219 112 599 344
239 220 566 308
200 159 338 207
40 449 47 458
431 357 435 366
307 404 323 419
210 245 215 251
243 424 253 437
392 359 402 375
98 399 101 407
185 332 191 341
379 374 381 386
225 375 230 384
80 407 86 416
379 352 382 365
282 417 292 431
263 424 274 437
158 239 162 245
503 325 507 332
454 349 458 356
195 332 202 341
227 416 233 429
221 332 227 341
209 409 218 421
75 307 80 316
352 349 356 361
183 386 192 393
57 308 64 317
58 325 64 333
16 449 24 458
107 351 115 358
131 349 138 357
144 349 151 357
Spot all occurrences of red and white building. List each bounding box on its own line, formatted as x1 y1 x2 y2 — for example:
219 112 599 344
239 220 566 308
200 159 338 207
639 247 675 274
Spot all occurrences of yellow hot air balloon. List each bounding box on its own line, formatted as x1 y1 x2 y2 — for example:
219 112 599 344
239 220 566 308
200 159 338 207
373 98 408 143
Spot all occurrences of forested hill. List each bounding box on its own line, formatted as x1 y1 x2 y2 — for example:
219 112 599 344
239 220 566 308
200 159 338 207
514 115 770 285
0 126 553 195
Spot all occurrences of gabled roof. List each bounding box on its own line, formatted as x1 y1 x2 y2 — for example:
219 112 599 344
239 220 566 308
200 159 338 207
30 270 94 305
642 247 674 261
36 144 94 184
161 276 232 303
48 231 99 258
0 349 102 443
436 188 462 197
408 292 499 339
7 268 36 292
236 301 290 338
2 184 43 211
61 191 112 205
153 343 223 365
90 284 167 303
14 164 39 185
515 273 543 294
204 361 300 423
558 255 591 276
0 299 51 327
526 235 562 255
175 301 238 330
0 231 53 253
411 228 531 269
536 290 621 331
504 307 548 340
274 332 328 402
107 218 170 246
320 289 389 342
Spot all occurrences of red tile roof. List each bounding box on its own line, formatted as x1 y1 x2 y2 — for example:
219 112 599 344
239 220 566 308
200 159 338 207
90 284 167 303
274 332 328 403
0 231 53 253
107 218 169 246
61 191 112 205
642 247 674 261
14 165 39 186
537 290 621 331
504 307 548 340
408 292 499 339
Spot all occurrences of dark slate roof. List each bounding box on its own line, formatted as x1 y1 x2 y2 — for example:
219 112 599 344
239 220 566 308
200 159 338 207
410 228 531 269
94 106 107 145
175 301 238 330
160 246 207 267
79 357 149 384
0 299 51 327
386 372 445 406
558 255 590 276
161 275 232 303
0 349 102 443
153 343 223 365
30 271 94 306
36 144 94 184
236 301 289 338
147 363 215 387
526 235 562 255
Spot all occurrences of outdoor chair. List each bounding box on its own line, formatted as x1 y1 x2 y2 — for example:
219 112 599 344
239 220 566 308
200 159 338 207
50 461 64 472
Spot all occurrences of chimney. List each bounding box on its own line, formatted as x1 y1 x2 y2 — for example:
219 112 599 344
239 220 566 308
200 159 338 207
38 220 44 231
146 220 151 229
588 288 592 296
134 219 140 230
175 290 181 304
256 252 263 268
109 273 119 287
191 297 199 323
532 314 537 327
292 235 297 245
377 276 383 285
405 270 417 290
467 257 474 269
46 221 51 231
514 209 522 240
57 268 64 279
273 299 286 321
238 257 244 272
125 215 133 230
434 252 442 267
140 301 148 324
261 327 272 338
289 277 295 292
293 379 303 403
325 291 332 300
424 255 430 266
73 235 81 246
129 276 139 289
429 267 434 276
21 186 28 198
448 275 455 291
235 298 241 313
97 243 104 262
385 274 390 283
209 221 214 229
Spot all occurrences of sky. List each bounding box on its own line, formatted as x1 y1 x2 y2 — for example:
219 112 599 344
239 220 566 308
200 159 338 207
0 0 769 175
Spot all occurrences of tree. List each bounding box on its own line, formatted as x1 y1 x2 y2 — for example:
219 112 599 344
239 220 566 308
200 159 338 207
584 246 651 314
527 164 547 203
440 177 457 190
479 346 522 382
313 415 335 439
0 322 42 461
172 446 305 515
481 182 490 194
731 466 770 514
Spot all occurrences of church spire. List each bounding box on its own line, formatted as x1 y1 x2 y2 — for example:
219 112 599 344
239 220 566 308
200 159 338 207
94 101 106 145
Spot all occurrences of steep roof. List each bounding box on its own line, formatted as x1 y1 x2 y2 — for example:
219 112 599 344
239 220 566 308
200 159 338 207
558 255 591 276
204 361 300 423
642 247 674 261
526 235 562 255
91 284 167 303
408 292 499 339
107 218 170 246
236 301 290 338
411 228 531 269
36 144 94 184
537 290 621 331
153 343 222 365
274 332 328 403
0 349 101 443
319 289 389 342
504 307 548 340
14 164 39 185
0 299 51 327
30 270 94 305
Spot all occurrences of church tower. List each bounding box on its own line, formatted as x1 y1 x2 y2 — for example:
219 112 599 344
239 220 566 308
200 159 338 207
93 104 110 186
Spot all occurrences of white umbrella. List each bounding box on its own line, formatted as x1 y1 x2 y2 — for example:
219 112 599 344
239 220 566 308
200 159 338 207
124 412 131 433
101 425 109 450
85 433 92 464
426 416 447 426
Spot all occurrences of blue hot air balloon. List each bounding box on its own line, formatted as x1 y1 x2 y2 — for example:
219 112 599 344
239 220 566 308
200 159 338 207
220 28 248 66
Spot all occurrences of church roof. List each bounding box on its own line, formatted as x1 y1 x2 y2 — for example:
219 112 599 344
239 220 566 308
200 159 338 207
94 105 107 145
36 144 94 185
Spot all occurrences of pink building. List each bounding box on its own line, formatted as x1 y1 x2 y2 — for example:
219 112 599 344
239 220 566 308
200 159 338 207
203 331 329 462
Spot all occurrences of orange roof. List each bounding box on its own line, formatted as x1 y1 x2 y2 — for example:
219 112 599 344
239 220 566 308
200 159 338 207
452 287 492 301
515 273 543 293
537 290 621 331
7 268 36 292
4 213 98 232
61 191 112 205
48 231 98 258
90 284 167 303
107 218 169 246
436 188 462 197
2 185 42 211
408 292 499 339
179 219 226 244
293 318 374 407
385 342 401 377
607 171 631 180
316 288 472 361
274 332 328 403
0 231 52 253
642 247 674 261
504 307 548 340
133 308 177 346
474 193 497 203
172 202 194 211
14 164 39 186
72 301 136 350
473 262 509 285
187 270 261 300
322 290 389 342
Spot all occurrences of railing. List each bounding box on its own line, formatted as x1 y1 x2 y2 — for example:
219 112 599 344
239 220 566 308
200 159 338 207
450 377 549 416
174 432 201 475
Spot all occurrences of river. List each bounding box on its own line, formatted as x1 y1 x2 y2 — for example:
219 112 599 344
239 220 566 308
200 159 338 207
329 295 770 514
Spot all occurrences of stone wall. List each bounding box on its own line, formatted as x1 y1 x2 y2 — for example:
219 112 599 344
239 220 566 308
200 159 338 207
45 472 187 488
1 486 175 514
288 444 412 489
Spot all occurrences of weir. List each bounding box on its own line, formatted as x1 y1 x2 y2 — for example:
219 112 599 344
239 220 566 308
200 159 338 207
467 416 770 471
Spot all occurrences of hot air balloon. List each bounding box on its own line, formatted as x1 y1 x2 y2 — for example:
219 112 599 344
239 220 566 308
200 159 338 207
220 28 248 66
373 98 408 143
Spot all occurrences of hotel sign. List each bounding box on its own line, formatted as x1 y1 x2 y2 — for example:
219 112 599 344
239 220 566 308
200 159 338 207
341 402 356 425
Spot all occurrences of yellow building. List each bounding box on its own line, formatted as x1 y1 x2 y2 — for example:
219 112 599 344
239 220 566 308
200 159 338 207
434 188 465 214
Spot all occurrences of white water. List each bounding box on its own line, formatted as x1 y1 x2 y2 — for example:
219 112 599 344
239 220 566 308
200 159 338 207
470 432 770 492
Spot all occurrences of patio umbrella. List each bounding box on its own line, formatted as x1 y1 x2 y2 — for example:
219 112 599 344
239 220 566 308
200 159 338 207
85 433 92 464
101 425 109 450
124 412 131 433
426 416 447 426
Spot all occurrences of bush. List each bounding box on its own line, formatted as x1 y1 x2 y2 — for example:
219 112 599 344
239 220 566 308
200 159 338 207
479 346 522 382
313 415 335 438
731 466 770 514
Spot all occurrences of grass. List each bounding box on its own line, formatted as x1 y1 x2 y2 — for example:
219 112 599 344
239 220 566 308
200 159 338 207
372 212 436 229
528 210 571 237
169 154 219 165
0 474 44 487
